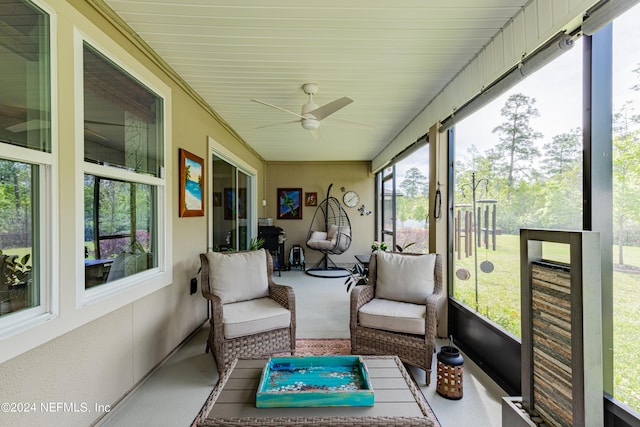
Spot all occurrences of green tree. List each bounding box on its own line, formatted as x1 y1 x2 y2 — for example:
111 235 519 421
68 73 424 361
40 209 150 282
490 93 543 196
399 167 428 198
395 195 409 226
411 197 429 227
543 128 581 176
536 167 582 229
0 160 32 246
455 146 496 204
613 102 640 265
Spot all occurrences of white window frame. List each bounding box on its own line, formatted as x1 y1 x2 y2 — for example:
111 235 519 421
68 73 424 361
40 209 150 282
74 30 172 309
0 0 58 341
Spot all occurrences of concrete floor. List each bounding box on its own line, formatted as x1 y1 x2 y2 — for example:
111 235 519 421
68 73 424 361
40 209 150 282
99 270 506 427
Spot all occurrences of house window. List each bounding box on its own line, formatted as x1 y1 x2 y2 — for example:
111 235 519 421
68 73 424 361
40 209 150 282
84 176 157 287
0 0 50 153
0 0 51 321
82 42 164 289
452 38 583 337
0 161 39 316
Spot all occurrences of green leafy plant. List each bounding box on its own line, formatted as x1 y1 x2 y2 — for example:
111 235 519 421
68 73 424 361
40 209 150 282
371 241 388 251
249 237 265 251
395 242 416 252
344 262 368 292
0 250 32 287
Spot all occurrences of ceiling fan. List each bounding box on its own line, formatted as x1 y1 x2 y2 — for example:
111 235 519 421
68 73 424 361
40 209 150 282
251 83 369 139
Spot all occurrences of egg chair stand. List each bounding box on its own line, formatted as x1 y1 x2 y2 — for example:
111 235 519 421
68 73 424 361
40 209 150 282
305 184 352 278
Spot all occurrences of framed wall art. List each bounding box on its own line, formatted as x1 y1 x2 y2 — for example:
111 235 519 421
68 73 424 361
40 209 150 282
305 192 318 206
224 188 247 220
179 149 205 217
277 188 303 219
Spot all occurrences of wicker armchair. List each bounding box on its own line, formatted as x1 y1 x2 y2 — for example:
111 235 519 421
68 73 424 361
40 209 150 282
350 251 442 384
199 249 296 374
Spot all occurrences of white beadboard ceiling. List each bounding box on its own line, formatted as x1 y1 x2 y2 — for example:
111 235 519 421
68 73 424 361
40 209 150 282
104 0 531 162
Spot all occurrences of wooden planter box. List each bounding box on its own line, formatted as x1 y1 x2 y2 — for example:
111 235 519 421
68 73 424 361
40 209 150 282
515 229 603 427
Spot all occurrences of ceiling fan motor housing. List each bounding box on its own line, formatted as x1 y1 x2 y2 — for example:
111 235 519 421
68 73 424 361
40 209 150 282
301 100 320 129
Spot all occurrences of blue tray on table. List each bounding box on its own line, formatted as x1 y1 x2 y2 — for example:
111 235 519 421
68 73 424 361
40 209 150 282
256 355 374 408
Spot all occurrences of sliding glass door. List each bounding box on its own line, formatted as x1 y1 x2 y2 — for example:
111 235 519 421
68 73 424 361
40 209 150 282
210 154 254 252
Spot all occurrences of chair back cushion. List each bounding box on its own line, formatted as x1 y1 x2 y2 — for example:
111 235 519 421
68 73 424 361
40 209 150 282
206 250 269 304
327 224 340 240
375 251 436 304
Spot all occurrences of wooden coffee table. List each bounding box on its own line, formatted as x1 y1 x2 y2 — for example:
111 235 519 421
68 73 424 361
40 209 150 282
196 356 436 426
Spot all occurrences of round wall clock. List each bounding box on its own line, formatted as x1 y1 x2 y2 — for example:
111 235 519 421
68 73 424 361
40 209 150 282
343 190 360 208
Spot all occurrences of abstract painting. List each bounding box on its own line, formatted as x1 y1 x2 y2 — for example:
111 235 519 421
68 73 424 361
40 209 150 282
277 188 302 219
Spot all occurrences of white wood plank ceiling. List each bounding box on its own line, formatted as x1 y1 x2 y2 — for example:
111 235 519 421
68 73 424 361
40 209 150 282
104 0 531 162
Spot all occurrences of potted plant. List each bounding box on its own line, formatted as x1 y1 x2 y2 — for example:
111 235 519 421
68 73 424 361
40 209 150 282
249 237 265 251
344 262 368 292
395 242 416 252
370 241 388 252
0 251 32 312
1 251 31 287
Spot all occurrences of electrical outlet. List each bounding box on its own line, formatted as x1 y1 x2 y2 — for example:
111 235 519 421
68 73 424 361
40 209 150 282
190 277 197 295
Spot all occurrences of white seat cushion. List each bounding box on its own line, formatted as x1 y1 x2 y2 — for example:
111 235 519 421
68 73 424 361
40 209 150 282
206 250 269 304
308 230 328 241
375 251 436 304
358 298 425 335
306 238 335 250
223 297 291 339
308 227 351 252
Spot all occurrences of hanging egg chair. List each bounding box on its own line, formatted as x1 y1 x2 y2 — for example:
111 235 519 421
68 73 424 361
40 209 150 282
305 184 352 278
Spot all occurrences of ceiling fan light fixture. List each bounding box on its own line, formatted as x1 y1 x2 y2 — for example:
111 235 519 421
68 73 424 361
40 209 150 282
301 118 319 130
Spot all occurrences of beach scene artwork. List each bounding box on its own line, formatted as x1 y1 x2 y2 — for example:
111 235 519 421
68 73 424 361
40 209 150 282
179 149 204 216
184 157 202 209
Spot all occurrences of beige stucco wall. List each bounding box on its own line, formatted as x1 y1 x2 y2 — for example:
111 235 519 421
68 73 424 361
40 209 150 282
265 161 374 268
0 1 264 425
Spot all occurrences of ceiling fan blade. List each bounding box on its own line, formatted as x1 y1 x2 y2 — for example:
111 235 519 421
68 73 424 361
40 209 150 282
6 119 48 133
84 128 110 142
323 117 375 129
251 99 305 119
307 97 353 121
85 119 124 127
255 120 299 129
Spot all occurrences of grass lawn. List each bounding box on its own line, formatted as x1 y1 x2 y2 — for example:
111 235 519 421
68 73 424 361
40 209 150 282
453 233 640 412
